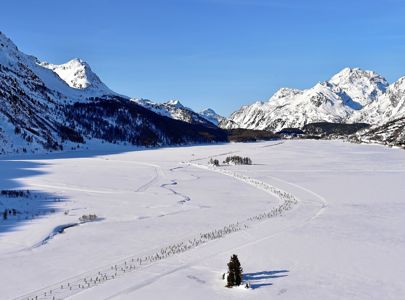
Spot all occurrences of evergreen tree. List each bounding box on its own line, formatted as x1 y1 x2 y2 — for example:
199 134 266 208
226 254 243 287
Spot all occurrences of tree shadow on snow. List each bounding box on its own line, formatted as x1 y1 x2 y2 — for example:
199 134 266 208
243 270 289 289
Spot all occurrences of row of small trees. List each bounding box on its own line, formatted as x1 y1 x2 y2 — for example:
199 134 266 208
209 156 253 166
0 189 31 198
224 156 252 165
79 214 97 222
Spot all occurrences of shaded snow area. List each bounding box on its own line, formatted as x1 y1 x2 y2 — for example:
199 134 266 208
1 140 404 300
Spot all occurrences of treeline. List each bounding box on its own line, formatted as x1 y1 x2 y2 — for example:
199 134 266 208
63 97 228 146
226 128 280 142
1 190 30 198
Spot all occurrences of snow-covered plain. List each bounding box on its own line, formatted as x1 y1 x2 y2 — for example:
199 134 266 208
1 140 405 299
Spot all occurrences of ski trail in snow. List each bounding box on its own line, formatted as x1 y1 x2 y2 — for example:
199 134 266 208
92 158 165 193
260 141 284 148
104 263 191 299
27 183 125 194
189 150 239 163
266 175 328 221
132 163 165 193
135 167 160 192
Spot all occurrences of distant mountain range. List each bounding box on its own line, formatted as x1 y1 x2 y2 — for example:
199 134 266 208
219 67 405 147
220 68 404 130
0 31 404 154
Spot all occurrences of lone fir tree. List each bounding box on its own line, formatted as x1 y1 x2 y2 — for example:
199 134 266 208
226 254 243 287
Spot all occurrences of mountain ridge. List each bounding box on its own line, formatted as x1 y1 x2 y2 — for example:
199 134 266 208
221 67 404 134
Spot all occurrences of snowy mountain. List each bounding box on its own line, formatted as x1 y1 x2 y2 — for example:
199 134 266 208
328 67 388 108
351 76 405 124
221 67 403 132
40 58 115 96
223 82 355 132
199 108 224 126
0 31 226 155
131 99 217 128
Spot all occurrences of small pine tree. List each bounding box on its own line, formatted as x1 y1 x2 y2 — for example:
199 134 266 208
209 158 219 166
3 209 7 220
226 254 243 287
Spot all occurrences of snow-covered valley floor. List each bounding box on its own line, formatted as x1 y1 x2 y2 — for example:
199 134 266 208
1 140 405 299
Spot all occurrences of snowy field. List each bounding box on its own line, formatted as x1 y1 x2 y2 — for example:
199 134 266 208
1 140 405 300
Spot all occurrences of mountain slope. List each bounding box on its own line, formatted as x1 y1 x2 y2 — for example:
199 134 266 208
40 58 115 96
199 108 225 126
351 76 405 124
223 83 355 132
0 31 226 155
132 99 217 128
352 117 405 148
328 67 388 108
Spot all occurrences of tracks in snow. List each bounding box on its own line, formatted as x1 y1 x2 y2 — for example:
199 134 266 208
13 162 301 300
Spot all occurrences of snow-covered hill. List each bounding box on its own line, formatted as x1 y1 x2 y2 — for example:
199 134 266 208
221 68 404 132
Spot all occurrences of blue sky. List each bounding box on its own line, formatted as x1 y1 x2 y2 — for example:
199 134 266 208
1 0 405 116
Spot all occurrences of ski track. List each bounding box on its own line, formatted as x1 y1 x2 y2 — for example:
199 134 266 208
13 150 326 300
133 163 165 193
27 183 122 195
260 141 285 148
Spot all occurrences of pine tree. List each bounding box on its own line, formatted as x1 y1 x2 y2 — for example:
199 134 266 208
226 254 243 287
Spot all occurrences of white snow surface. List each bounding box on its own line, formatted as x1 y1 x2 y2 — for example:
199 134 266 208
1 140 404 300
